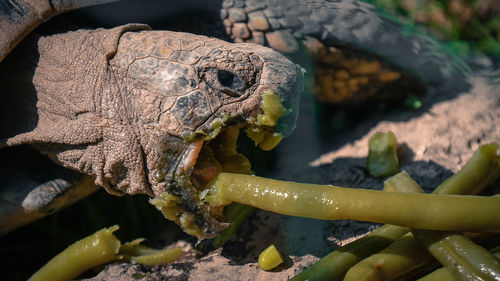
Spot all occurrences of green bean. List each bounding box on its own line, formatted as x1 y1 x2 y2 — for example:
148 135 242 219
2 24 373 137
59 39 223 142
343 174 435 281
119 238 184 265
384 170 500 281
418 266 458 281
344 232 437 281
213 203 256 247
345 171 500 281
386 170 500 281
367 131 399 178
291 172 426 281
411 144 500 280
433 143 500 195
418 247 500 281
29 226 121 281
290 224 409 281
132 247 183 266
118 238 183 266
383 171 425 193
291 144 500 281
206 173 500 232
412 231 500 281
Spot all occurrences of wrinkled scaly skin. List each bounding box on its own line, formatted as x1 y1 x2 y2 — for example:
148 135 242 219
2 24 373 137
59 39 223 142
0 24 302 237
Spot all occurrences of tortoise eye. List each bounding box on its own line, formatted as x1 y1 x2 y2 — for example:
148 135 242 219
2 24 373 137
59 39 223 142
203 68 248 97
217 70 246 91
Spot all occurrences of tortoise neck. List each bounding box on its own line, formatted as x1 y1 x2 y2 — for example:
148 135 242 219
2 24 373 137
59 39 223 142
33 29 109 119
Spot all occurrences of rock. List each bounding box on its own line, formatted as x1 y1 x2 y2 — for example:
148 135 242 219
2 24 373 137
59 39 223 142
231 23 251 39
263 8 283 18
302 36 327 57
278 16 302 29
298 16 322 36
228 8 247 23
267 18 280 30
248 15 269 31
265 30 299 53
220 9 228 20
247 31 266 45
244 1 266 12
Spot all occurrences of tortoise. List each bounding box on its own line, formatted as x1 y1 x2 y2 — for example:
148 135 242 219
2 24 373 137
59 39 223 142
0 0 468 239
0 0 303 238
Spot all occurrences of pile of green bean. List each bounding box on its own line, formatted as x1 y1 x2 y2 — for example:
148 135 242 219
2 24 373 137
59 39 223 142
291 143 500 281
204 140 499 279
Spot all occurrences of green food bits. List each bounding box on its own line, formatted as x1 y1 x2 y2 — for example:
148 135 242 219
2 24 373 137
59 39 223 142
258 244 284 271
367 131 399 178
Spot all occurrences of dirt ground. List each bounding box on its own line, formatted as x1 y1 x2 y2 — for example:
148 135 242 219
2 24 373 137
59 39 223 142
84 58 500 280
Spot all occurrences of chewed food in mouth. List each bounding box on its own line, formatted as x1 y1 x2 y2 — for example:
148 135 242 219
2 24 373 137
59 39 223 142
150 90 291 239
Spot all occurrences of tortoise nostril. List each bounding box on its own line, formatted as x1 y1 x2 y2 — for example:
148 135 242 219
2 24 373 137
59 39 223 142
217 70 235 88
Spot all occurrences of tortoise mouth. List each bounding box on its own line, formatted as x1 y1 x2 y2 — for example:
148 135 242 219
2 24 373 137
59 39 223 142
191 126 253 190
151 90 290 239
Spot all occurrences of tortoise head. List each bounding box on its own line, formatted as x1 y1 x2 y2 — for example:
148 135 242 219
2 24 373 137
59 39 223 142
109 30 303 238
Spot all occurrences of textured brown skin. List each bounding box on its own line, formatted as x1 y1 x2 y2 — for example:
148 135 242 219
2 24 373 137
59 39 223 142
0 24 302 236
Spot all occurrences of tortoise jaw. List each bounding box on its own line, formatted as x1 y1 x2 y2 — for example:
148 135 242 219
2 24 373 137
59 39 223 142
151 90 292 239
150 125 255 239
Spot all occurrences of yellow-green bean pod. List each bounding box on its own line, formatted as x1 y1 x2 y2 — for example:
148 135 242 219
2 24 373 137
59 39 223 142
433 143 500 195
418 247 500 281
385 170 500 281
206 173 500 233
413 231 500 281
384 171 500 281
132 247 183 266
119 239 183 266
418 266 458 281
343 174 435 281
292 171 419 281
28 225 121 281
290 223 409 281
343 232 437 281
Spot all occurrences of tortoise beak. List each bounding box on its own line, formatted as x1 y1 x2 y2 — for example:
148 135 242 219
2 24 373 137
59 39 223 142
247 42 304 137
262 61 304 137
228 42 304 137
275 69 303 137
